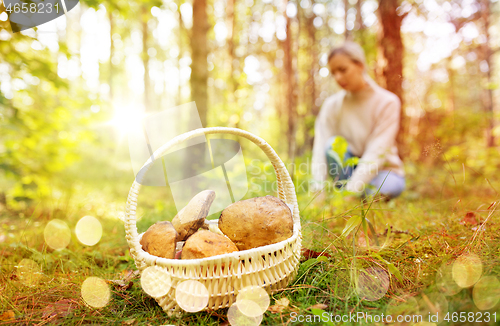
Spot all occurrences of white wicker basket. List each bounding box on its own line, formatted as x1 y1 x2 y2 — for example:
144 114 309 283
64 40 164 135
124 127 302 312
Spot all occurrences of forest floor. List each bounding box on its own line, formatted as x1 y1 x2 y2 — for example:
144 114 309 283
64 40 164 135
1 161 500 325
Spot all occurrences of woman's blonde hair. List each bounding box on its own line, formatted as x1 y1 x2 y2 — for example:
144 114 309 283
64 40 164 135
327 41 366 68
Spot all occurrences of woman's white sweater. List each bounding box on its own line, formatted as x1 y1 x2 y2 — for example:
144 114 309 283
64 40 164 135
311 77 405 193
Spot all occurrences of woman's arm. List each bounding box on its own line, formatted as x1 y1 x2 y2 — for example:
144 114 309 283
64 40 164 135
345 96 401 193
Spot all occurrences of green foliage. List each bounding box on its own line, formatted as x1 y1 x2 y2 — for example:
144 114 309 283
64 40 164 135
371 252 403 282
0 30 98 208
329 136 359 169
331 136 348 163
340 215 362 238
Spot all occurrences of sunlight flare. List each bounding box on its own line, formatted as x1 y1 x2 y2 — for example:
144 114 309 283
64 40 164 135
140 266 172 298
75 215 103 246
452 254 482 288
109 103 146 137
435 262 461 296
81 277 111 308
16 259 42 287
44 219 71 250
175 280 209 312
472 276 500 310
227 301 264 326
236 286 270 318
356 267 389 301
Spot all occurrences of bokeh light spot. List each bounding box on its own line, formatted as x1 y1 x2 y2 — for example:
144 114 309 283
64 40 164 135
356 267 389 301
418 292 448 323
385 295 419 318
44 219 71 250
330 269 352 300
17 259 42 287
81 276 111 308
175 280 209 312
227 301 263 326
435 262 462 296
473 276 500 310
236 286 270 317
452 253 482 288
140 266 172 298
75 215 103 246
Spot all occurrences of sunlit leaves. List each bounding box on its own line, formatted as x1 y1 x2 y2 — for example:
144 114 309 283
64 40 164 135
0 29 97 206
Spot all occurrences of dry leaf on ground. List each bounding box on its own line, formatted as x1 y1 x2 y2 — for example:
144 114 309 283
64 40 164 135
301 248 331 260
0 310 15 321
41 299 77 318
460 212 479 226
268 297 290 313
308 303 328 310
108 270 139 291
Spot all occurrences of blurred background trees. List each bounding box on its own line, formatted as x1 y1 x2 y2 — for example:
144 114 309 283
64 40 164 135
0 0 499 208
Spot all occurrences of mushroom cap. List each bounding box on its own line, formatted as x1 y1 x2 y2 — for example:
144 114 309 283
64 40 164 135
181 229 238 259
172 190 216 241
140 221 178 259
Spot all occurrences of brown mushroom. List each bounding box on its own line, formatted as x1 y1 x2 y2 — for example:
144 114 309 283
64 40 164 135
181 230 238 259
140 221 178 259
218 195 294 250
172 190 216 241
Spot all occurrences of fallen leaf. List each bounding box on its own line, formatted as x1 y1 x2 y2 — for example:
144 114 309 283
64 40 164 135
0 310 15 321
268 297 290 313
108 279 133 291
108 270 139 291
121 319 136 325
461 212 479 226
301 248 331 260
308 303 328 310
120 269 140 282
41 299 77 318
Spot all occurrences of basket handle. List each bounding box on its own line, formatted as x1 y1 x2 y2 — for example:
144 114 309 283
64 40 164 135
124 127 299 262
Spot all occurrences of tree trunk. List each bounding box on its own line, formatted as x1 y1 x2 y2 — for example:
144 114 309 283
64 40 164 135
446 56 456 112
355 0 364 30
226 0 239 98
377 0 406 155
177 0 185 106
305 10 319 152
355 0 366 45
344 0 351 40
142 5 151 111
108 10 114 102
190 0 209 127
282 0 299 159
479 0 495 147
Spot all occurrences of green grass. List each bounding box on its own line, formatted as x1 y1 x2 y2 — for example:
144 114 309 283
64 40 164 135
1 159 500 325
